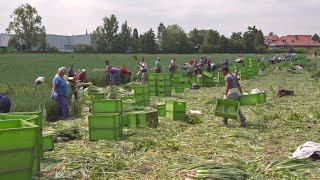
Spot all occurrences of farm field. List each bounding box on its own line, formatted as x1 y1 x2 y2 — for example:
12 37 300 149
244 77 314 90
33 59 320 179
0 54 273 85
1 54 319 179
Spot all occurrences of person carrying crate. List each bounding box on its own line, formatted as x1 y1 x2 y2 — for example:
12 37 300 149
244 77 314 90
221 66 247 127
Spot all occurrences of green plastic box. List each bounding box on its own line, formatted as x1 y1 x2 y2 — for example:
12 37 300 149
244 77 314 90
258 93 267 104
202 70 213 78
43 134 54 152
92 93 104 100
133 86 145 94
92 100 122 114
157 86 171 92
149 91 157 96
157 104 166 117
173 73 183 79
89 128 120 141
0 120 38 180
166 101 186 112
157 80 171 86
148 73 157 80
157 73 170 80
172 87 185 93
166 111 186 121
135 94 146 101
240 94 259 106
136 112 147 128
88 114 120 129
148 81 157 87
125 112 137 128
215 99 240 119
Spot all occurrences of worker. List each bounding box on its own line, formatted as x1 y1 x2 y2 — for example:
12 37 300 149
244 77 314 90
221 66 247 127
119 68 132 84
193 59 199 76
110 68 122 85
51 68 69 120
68 64 76 77
35 77 46 86
138 57 147 85
78 69 87 83
155 57 162 73
105 60 112 85
186 61 194 77
207 56 212 72
169 56 177 78
0 93 11 113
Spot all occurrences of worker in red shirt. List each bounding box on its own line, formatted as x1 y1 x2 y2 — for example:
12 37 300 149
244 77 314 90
119 68 132 84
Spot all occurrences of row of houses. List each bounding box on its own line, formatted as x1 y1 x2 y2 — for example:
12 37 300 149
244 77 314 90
264 35 320 48
0 33 91 53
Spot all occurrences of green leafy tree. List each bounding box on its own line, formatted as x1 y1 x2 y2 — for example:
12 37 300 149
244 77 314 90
162 24 193 53
188 28 206 53
92 14 119 53
113 21 133 53
218 35 230 53
138 28 157 54
199 30 220 53
230 32 243 53
243 26 265 53
312 34 320 42
6 3 46 52
157 23 166 52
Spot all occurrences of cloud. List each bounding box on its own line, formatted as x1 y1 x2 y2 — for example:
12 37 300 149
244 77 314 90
0 0 319 37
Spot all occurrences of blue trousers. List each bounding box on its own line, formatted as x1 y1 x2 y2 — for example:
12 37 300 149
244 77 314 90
55 96 69 119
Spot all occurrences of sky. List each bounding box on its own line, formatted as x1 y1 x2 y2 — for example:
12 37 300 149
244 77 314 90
0 0 319 37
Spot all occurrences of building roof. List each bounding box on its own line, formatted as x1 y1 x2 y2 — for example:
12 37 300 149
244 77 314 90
271 35 320 47
264 35 280 45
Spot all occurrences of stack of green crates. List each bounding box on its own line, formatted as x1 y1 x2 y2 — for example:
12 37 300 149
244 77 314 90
239 69 248 80
90 100 123 141
133 85 150 106
166 101 186 121
0 120 38 179
215 72 225 86
123 111 158 128
172 77 191 88
0 112 43 174
148 73 172 97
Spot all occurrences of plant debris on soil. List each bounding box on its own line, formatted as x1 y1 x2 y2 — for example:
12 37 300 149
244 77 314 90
38 63 320 179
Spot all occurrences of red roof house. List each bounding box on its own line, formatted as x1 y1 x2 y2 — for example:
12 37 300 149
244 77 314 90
264 35 280 45
265 35 320 48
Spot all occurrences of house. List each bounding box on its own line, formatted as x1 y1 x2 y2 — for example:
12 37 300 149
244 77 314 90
0 33 91 53
264 35 320 48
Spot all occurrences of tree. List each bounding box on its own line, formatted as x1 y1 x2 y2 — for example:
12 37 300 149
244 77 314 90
199 30 220 53
218 35 230 53
188 28 206 53
161 24 193 53
113 21 133 53
312 34 320 42
92 14 119 53
243 26 265 53
157 23 166 52
138 28 157 53
230 32 243 53
6 3 46 52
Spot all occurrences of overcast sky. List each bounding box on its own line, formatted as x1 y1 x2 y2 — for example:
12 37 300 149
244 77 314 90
0 0 319 37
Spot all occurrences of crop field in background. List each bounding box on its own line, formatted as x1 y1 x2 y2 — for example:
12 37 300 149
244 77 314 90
0 54 276 85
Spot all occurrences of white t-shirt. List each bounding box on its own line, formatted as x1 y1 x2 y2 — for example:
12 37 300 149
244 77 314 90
140 62 147 71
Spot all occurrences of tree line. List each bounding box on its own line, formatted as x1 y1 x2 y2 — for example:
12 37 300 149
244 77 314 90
5 4 319 54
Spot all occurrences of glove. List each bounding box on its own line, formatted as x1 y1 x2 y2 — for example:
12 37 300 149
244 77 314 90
223 95 227 100
54 92 58 99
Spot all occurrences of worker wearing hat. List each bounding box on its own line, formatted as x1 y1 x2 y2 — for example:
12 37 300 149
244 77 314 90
221 65 247 127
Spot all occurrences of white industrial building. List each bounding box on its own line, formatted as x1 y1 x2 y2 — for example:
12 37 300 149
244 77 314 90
0 33 91 53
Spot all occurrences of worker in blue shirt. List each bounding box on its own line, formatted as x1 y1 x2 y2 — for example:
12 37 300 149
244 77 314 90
52 68 69 119
155 57 162 73
0 93 11 113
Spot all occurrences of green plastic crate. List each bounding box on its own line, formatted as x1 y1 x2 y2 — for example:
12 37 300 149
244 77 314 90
172 87 185 93
157 104 166 117
133 86 145 94
173 73 183 79
0 114 42 173
149 86 157 92
157 73 170 80
149 91 157 96
166 111 186 121
0 120 38 180
215 99 240 119
135 94 146 101
88 114 120 129
136 112 147 128
157 80 171 86
202 70 213 78
166 101 186 112
148 73 157 80
148 81 157 87
92 100 122 114
240 94 259 106
125 112 137 128
43 134 54 152
92 93 104 100
258 93 267 104
158 86 171 92
89 128 120 141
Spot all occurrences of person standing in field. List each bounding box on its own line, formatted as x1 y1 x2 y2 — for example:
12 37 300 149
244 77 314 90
155 57 162 73
207 56 212 72
0 93 11 113
169 57 177 78
221 66 247 127
186 61 194 77
52 68 69 120
193 59 199 76
67 64 78 101
105 60 112 85
138 57 148 85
